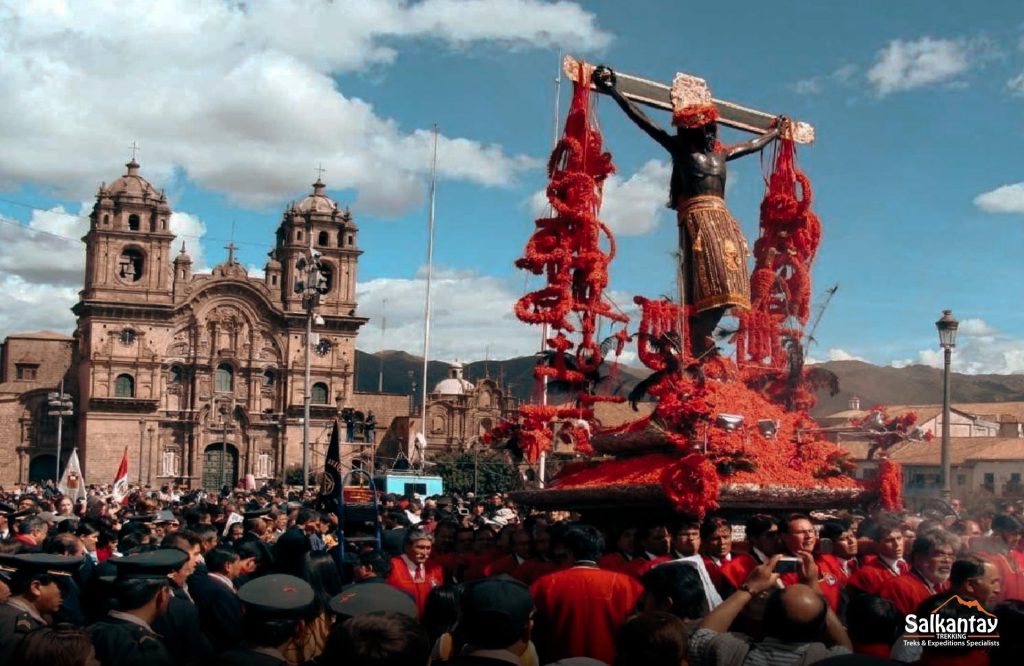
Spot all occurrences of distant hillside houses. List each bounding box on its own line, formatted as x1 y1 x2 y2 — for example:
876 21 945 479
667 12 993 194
820 396 1024 511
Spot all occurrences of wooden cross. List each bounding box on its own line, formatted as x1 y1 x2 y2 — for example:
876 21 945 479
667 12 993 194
563 56 815 144
129 141 140 160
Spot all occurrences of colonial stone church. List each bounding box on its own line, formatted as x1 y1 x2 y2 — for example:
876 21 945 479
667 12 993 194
0 159 369 489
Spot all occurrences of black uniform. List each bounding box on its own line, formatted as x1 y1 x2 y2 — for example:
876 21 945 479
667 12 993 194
0 603 44 664
88 616 174 666
189 571 243 651
151 585 213 663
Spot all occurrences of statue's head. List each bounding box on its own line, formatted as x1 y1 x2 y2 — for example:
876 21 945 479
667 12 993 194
678 123 717 153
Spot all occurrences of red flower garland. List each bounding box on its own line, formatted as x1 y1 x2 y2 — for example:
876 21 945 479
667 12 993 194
663 453 720 516
878 458 904 511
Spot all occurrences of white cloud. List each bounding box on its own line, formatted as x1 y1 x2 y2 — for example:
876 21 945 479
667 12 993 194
0 1 608 215
0 203 211 336
529 160 671 236
974 183 1024 213
867 37 984 96
1008 71 1024 96
806 348 867 365
356 270 539 362
792 64 859 96
909 319 1024 374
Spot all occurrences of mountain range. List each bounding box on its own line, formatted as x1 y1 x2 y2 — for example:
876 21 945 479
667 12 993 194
354 351 1024 419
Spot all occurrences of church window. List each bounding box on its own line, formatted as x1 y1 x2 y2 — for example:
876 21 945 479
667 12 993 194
271 275 278 286
15 364 37 380
216 364 234 393
115 374 135 398
318 231 329 247
103 214 110 225
128 214 141 231
262 369 275 387
117 248 144 282
347 234 354 246
169 366 183 384
119 329 136 346
296 230 303 242
311 382 328 404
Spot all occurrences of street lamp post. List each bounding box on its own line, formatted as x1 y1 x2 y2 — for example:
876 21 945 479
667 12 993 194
138 419 146 485
47 380 73 482
935 309 959 504
294 217 329 493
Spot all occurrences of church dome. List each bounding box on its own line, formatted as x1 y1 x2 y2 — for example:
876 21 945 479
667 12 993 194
293 178 338 214
103 159 163 200
434 361 475 395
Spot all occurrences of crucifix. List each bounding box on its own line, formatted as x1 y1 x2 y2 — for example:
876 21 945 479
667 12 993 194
566 56 814 360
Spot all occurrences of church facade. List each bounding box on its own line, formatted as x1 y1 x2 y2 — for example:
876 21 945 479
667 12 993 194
1 159 368 489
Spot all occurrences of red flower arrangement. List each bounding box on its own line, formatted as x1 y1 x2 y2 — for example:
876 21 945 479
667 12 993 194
663 453 720 516
878 458 904 511
849 405 932 459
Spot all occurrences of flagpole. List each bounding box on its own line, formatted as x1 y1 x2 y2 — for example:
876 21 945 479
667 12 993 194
421 125 439 419
538 50 562 489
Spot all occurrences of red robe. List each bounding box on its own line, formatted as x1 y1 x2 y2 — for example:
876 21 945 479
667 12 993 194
518 557 562 584
597 552 634 573
624 554 671 579
483 553 528 581
779 555 843 611
386 555 443 617
847 557 908 596
880 571 947 615
530 564 643 665
721 553 761 589
982 551 1024 602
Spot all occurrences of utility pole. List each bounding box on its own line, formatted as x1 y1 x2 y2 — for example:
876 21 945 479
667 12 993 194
47 380 73 482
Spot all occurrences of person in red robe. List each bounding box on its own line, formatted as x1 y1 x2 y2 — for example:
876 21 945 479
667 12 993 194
777 514 843 611
879 531 956 615
700 516 734 593
624 523 672 578
385 528 443 617
847 519 910 596
516 525 563 584
597 526 638 572
484 528 532 581
530 524 643 664
974 514 1024 603
721 514 780 589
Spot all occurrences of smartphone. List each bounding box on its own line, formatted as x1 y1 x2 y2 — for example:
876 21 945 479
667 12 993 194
818 538 834 555
774 556 799 574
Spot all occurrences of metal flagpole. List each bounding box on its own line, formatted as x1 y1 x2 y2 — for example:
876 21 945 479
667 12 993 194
421 125 439 419
538 51 563 488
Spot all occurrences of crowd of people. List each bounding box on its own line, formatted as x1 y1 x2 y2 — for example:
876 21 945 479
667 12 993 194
1 480 1023 666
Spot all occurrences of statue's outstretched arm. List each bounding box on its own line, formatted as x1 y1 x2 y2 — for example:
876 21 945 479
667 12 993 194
726 118 785 161
592 66 674 153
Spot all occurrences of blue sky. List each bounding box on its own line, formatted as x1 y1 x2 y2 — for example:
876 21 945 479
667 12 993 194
2 1 1024 373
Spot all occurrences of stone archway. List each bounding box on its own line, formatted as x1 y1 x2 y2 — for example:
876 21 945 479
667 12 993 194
202 443 239 492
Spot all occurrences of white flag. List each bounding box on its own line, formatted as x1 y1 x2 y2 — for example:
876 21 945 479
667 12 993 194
58 448 87 502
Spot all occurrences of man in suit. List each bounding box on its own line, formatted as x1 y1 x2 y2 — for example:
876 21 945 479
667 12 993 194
189 547 244 652
236 508 275 576
153 535 213 663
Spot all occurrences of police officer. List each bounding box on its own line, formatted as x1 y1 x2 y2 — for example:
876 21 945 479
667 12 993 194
0 553 83 663
218 573 315 666
87 549 186 666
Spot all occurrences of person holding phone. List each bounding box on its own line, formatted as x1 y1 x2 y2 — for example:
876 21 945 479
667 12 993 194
777 514 843 612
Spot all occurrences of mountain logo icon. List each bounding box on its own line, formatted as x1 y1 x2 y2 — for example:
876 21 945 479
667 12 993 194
933 594 996 618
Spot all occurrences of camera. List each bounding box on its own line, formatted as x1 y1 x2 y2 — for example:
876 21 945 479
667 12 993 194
773 556 799 574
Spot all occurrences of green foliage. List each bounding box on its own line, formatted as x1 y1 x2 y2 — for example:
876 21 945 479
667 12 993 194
285 465 318 487
431 449 521 495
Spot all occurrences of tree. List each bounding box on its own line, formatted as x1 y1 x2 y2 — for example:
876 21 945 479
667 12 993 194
431 449 521 495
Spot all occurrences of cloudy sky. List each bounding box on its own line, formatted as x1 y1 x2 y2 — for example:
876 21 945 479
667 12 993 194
2 0 1024 374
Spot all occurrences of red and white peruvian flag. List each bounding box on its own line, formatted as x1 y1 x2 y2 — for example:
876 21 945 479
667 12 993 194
111 448 130 505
